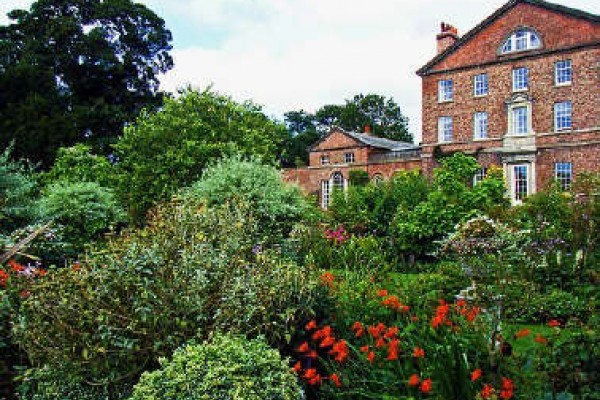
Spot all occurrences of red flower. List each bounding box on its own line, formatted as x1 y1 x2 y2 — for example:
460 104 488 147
329 373 342 387
320 336 335 348
481 384 494 398
304 368 322 385
19 290 30 298
408 374 420 387
471 368 482 382
351 321 363 331
72 262 81 271
375 337 386 348
297 342 310 353
312 325 333 341
377 289 388 297
382 295 402 311
307 350 318 359
547 319 561 327
359 345 370 353
501 377 514 391
0 270 9 287
412 347 425 358
514 328 531 338
305 320 317 331
368 323 386 339
500 389 514 399
367 351 376 363
9 260 24 272
329 340 349 363
292 361 302 373
534 334 548 345
351 321 364 338
419 378 432 393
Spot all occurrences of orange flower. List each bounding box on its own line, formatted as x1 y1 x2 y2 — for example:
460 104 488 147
320 336 335 348
305 320 317 331
329 373 342 387
514 328 531 338
329 340 349 363
359 345 370 353
466 306 480 322
420 378 432 393
534 334 548 345
9 260 24 272
319 271 335 288
382 295 402 311
292 361 302 373
412 347 425 358
547 319 561 327
351 321 364 338
384 326 399 339
471 368 482 382
72 262 81 271
408 374 420 387
367 351 376 363
400 305 411 313
297 342 310 353
375 337 386 348
351 321 363 331
307 350 318 359
386 339 399 360
481 384 494 398
377 289 389 297
368 322 386 338
304 368 317 379
500 377 515 399
312 325 333 341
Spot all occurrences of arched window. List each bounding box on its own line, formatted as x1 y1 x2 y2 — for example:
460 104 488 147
372 173 384 184
500 28 541 54
331 172 344 192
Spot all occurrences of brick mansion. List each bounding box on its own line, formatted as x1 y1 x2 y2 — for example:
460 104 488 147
284 0 599 207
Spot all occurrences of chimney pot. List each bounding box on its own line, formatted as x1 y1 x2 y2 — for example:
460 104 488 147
436 21 459 54
364 125 371 135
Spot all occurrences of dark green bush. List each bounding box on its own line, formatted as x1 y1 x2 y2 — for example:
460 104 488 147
129 334 302 400
13 197 320 384
42 144 116 188
348 169 369 186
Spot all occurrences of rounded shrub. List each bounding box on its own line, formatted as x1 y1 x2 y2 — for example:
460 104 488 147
129 334 302 400
37 181 125 254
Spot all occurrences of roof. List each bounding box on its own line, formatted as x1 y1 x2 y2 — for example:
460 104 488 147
311 128 419 152
417 0 600 76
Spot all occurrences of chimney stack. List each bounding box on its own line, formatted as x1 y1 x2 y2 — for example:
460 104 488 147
437 22 459 54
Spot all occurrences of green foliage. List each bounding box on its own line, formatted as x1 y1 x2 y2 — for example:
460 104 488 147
18 365 132 400
14 197 320 384
394 155 508 257
43 145 115 188
0 0 173 165
37 181 125 255
114 88 289 221
186 157 315 243
349 170 370 186
0 146 38 234
329 170 429 237
129 334 302 400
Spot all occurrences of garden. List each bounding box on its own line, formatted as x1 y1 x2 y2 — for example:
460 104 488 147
0 90 598 400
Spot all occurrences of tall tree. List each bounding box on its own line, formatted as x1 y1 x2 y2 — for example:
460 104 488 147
0 0 173 166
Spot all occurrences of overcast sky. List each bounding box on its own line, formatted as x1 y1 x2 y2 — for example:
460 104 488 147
2 0 598 142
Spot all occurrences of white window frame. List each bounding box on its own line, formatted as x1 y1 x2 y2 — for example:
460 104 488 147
321 180 330 209
501 28 542 54
554 101 572 131
554 162 572 191
473 74 488 97
555 60 572 86
320 155 329 165
438 116 453 142
511 106 529 135
344 152 355 164
473 112 488 140
512 164 530 203
438 79 453 102
512 67 529 92
473 168 487 186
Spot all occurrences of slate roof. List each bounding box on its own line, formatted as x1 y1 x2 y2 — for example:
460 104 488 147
417 0 600 76
311 128 418 152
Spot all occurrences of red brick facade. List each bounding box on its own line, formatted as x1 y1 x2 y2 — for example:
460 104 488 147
285 0 599 207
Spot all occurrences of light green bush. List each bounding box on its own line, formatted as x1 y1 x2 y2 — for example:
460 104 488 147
129 334 302 400
187 156 315 243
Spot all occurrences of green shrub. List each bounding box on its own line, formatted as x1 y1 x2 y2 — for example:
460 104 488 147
129 334 302 400
18 365 132 400
0 146 39 234
14 197 320 384
42 144 116 188
186 157 315 243
348 169 369 186
37 181 125 255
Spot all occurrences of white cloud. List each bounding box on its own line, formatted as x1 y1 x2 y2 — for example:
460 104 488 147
2 0 599 142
